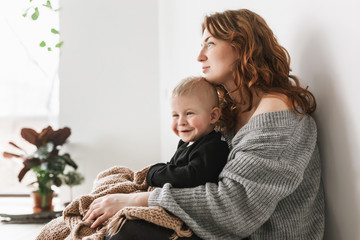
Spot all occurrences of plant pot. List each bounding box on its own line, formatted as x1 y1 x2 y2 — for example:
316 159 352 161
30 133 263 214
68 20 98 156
31 191 54 213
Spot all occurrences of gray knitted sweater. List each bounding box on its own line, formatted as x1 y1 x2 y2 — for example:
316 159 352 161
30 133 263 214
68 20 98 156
149 110 325 239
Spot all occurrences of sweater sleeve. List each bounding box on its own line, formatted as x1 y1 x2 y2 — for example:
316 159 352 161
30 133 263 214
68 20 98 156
146 139 229 188
148 113 318 239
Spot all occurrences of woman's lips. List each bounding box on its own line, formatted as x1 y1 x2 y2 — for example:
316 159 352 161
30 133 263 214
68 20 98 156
202 66 210 73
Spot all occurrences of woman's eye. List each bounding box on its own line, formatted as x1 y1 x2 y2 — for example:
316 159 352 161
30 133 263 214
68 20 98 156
172 114 179 118
186 112 194 115
207 42 214 47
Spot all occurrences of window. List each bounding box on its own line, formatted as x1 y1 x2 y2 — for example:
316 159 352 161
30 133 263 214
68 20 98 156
0 0 59 194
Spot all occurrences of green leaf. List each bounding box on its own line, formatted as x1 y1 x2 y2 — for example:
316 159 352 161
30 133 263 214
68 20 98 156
55 41 64 48
48 47 52 51
47 156 66 173
42 0 52 9
22 13 27 18
33 142 54 159
31 8 39 20
40 41 46 47
51 28 59 34
58 154 78 169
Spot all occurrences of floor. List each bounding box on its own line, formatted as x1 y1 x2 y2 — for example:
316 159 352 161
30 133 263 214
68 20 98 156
0 197 62 240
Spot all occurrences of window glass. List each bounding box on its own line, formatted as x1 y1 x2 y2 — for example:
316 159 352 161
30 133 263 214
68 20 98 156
0 1 59 194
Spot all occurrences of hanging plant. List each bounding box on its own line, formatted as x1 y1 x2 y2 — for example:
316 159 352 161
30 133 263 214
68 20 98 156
22 0 64 51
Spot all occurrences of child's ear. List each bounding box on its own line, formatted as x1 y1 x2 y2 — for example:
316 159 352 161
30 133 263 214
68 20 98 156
210 107 221 124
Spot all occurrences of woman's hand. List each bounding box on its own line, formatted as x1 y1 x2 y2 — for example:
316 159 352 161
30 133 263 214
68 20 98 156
82 192 151 229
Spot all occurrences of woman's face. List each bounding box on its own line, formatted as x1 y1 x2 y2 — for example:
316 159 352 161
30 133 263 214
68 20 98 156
197 29 238 88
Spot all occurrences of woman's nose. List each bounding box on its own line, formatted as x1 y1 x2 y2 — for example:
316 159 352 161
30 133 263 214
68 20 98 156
197 49 207 62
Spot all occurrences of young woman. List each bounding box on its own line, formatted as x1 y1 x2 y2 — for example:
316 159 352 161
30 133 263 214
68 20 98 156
84 9 325 239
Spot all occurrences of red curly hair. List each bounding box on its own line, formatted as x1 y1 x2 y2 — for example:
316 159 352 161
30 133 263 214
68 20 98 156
202 9 316 133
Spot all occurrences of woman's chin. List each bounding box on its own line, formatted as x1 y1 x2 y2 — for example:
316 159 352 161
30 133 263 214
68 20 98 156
202 76 218 84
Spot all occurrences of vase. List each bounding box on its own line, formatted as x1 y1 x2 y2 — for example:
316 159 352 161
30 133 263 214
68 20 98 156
31 191 54 213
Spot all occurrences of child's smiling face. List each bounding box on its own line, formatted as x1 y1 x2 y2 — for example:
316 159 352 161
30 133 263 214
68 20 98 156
171 91 219 144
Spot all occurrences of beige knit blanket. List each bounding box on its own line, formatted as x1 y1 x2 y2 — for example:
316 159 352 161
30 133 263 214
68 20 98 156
36 166 192 240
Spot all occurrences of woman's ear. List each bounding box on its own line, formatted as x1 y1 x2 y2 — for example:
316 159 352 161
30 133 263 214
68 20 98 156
210 107 221 124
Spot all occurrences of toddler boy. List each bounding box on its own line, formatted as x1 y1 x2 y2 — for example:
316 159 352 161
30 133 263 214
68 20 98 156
146 76 229 188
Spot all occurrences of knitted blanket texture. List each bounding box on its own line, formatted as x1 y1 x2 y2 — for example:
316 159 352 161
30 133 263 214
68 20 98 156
35 166 192 240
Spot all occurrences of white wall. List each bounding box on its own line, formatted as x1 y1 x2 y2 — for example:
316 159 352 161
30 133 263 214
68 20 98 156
158 0 360 239
59 0 160 199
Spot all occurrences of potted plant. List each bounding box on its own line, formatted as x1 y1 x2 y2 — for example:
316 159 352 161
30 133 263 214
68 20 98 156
3 126 83 213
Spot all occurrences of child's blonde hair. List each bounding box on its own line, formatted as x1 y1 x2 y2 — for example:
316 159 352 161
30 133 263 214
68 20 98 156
172 76 219 108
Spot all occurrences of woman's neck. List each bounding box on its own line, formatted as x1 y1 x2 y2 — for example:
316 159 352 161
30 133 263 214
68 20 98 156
233 89 263 132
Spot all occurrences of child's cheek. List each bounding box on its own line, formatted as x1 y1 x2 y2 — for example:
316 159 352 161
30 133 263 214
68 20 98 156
189 117 201 129
171 120 178 135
